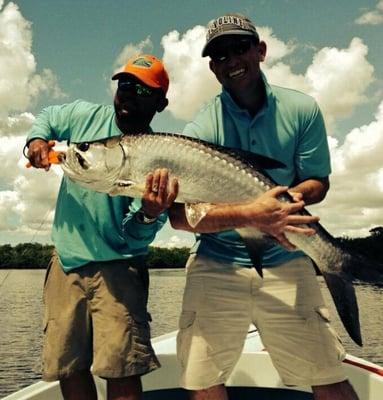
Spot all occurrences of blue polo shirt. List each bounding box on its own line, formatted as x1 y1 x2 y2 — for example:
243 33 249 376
183 75 331 267
27 100 166 272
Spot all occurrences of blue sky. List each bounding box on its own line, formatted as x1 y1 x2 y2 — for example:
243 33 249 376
0 0 382 247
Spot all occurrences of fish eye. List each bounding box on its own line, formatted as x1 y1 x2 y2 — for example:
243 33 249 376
77 142 90 152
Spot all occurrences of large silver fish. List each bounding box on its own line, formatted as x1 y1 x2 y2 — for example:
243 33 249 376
60 132 382 346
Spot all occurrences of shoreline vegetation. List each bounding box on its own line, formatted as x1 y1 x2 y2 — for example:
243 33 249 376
0 243 190 270
1 227 383 276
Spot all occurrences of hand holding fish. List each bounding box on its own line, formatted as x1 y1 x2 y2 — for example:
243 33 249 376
141 168 179 218
245 186 319 250
26 139 63 171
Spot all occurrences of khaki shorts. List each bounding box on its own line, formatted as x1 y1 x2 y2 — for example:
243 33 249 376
42 254 160 381
177 255 346 389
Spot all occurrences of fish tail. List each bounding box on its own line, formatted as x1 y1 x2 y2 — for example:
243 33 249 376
322 266 362 346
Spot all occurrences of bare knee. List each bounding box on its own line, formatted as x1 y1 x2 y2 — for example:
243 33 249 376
107 375 142 400
189 384 228 400
60 370 97 400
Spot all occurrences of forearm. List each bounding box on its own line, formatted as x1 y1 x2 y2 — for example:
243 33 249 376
290 177 329 205
169 202 257 233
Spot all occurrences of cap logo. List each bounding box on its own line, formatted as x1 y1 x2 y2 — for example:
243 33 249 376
132 57 153 68
207 15 256 37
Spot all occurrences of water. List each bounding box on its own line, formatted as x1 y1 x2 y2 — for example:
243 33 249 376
0 270 382 398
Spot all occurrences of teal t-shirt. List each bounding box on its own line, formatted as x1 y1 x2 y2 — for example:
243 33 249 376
183 76 331 267
27 100 166 272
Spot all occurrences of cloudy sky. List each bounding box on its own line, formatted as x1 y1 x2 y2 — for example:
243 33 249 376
0 0 382 248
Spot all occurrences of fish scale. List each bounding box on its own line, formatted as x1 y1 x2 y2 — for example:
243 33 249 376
121 134 271 204
60 131 383 347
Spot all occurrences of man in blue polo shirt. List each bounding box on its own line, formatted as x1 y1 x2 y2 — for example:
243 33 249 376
26 55 178 400
169 14 359 400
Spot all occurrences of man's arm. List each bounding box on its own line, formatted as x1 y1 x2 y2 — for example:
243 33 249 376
169 186 319 250
122 169 179 248
289 177 329 205
26 102 79 170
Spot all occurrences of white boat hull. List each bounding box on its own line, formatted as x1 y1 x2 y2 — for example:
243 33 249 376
3 329 383 399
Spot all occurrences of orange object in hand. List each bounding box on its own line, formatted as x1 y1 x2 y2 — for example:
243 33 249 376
26 140 65 168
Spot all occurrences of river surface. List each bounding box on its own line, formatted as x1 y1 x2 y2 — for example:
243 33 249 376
0 269 382 398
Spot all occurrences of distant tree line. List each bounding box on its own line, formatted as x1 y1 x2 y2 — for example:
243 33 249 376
1 227 383 275
0 243 190 269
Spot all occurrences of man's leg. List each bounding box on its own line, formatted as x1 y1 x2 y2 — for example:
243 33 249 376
177 255 252 395
60 370 97 400
252 258 354 393
91 261 159 396
189 384 228 400
107 375 142 400
312 380 359 400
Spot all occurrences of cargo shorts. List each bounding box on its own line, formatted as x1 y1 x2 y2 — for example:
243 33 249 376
42 253 160 381
177 255 346 389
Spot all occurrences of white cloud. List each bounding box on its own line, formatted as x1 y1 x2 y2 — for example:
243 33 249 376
162 26 220 120
109 37 154 96
158 24 380 239
154 234 193 248
0 2 65 240
355 0 383 25
305 38 374 128
257 26 296 64
114 37 154 70
161 26 374 131
0 135 61 237
0 112 34 137
309 101 383 237
0 15 380 243
0 2 64 116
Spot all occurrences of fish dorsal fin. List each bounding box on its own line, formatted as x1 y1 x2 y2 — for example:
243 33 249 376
225 148 285 170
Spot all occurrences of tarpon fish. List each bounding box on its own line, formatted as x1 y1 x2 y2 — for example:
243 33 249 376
60 132 382 346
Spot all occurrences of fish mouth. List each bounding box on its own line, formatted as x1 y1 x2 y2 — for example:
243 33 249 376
58 152 66 163
75 152 89 170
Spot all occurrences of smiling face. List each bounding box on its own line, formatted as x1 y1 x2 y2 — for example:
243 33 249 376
208 35 266 97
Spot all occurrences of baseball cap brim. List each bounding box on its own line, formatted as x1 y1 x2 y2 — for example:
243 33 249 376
111 71 162 89
202 31 257 57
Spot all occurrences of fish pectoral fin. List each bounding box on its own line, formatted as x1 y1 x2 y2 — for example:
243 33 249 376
109 181 144 197
185 203 214 228
236 228 274 278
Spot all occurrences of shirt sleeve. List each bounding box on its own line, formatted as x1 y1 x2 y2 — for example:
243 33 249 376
295 101 331 181
182 97 221 143
121 198 167 249
26 101 82 144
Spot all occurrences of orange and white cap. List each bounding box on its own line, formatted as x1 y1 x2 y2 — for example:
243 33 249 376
112 54 169 94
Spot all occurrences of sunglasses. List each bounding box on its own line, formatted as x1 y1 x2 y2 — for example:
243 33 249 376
209 38 254 64
117 80 156 97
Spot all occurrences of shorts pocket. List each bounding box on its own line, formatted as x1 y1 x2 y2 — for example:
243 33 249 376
314 306 345 363
315 306 331 323
178 310 196 330
177 311 197 370
182 275 205 312
130 312 151 343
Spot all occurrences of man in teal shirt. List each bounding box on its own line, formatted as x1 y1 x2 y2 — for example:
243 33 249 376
26 55 178 400
170 14 359 400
